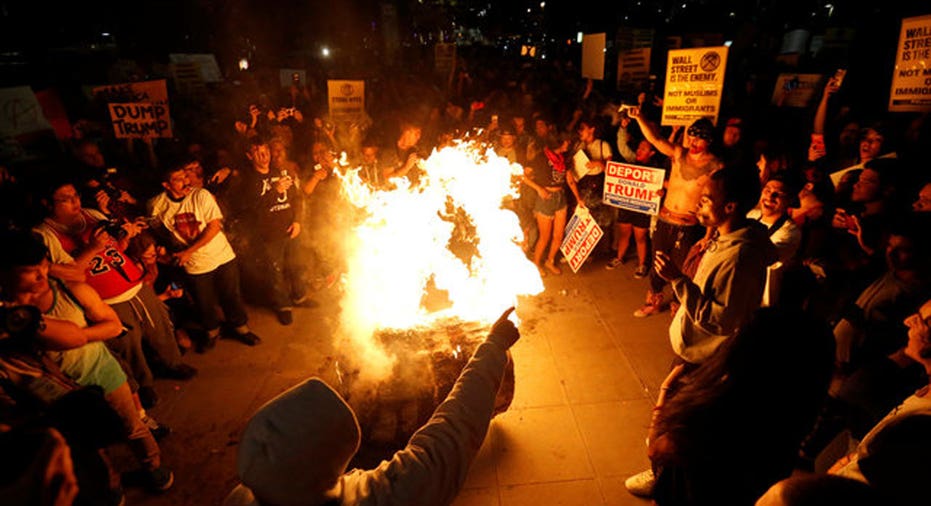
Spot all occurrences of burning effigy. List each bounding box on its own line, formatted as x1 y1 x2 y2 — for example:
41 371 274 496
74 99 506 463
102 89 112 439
329 140 543 454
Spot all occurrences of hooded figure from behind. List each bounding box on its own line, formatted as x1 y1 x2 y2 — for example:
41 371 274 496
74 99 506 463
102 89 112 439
224 308 520 506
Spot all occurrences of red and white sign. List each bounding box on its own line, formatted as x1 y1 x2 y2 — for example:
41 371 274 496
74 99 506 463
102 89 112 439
603 161 665 215
560 207 603 273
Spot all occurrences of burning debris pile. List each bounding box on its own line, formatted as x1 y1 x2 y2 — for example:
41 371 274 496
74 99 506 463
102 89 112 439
330 140 537 455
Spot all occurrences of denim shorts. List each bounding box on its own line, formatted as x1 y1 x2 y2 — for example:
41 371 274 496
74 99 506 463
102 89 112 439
534 188 567 217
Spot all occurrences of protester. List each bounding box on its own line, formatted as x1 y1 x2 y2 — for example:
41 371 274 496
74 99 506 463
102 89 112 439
222 308 520 506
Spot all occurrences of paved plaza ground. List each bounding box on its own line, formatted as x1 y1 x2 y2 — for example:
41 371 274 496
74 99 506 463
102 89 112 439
130 254 672 505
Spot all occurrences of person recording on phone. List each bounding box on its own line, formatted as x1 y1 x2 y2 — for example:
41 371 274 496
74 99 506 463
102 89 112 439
381 121 424 183
230 138 312 327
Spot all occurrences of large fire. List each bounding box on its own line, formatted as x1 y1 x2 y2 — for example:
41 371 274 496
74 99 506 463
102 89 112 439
334 140 544 382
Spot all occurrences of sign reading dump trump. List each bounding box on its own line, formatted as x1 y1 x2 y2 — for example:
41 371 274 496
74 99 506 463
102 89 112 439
602 161 665 215
560 207 603 273
107 103 172 138
662 46 728 126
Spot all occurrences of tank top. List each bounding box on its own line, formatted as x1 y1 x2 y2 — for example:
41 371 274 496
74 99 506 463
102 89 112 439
44 211 143 301
44 278 88 328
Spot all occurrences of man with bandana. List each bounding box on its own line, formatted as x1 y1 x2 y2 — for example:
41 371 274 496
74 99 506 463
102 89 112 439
627 109 723 317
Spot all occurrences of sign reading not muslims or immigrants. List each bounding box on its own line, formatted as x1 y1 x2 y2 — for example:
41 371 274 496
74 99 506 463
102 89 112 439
889 14 931 112
661 46 728 126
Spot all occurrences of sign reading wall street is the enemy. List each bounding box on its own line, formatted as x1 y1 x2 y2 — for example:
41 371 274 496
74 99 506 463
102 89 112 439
603 161 665 215
889 14 931 112
662 46 728 126
108 102 172 138
560 207 603 273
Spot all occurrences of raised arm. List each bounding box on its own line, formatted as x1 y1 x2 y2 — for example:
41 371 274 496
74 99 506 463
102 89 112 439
629 106 675 157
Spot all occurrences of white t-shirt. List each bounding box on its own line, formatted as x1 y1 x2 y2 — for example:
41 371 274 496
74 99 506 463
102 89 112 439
148 188 236 275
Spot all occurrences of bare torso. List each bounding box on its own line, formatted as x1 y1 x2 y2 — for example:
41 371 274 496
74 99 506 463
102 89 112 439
663 147 722 221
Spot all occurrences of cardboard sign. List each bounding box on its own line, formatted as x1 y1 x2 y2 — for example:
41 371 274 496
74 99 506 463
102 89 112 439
107 102 172 139
280 69 307 88
603 161 665 215
617 47 651 91
771 74 824 108
0 86 53 138
169 54 222 83
661 46 728 126
889 14 931 112
581 33 606 80
560 207 603 273
92 79 168 105
327 80 365 122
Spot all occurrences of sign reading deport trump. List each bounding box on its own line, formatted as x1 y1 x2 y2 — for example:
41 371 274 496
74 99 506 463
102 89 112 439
661 46 728 126
107 102 172 139
889 14 931 112
603 161 665 215
560 207 603 274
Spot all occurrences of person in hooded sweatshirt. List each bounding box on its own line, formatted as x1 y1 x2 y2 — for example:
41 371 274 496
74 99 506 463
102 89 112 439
625 165 779 498
222 307 520 506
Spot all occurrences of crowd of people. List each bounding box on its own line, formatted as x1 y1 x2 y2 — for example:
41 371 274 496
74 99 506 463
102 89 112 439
0 46 930 505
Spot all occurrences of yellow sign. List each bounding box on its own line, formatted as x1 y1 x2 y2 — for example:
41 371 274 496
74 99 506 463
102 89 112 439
889 14 931 112
661 46 728 126
327 80 365 122
92 80 168 105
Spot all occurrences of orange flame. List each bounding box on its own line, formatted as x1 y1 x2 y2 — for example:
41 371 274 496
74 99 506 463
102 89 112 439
336 140 543 380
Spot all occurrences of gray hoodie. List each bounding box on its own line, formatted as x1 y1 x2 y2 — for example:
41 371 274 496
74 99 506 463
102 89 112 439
223 337 510 506
669 221 777 363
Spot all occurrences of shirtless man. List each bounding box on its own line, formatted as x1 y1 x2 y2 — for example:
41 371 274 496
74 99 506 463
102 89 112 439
628 108 723 317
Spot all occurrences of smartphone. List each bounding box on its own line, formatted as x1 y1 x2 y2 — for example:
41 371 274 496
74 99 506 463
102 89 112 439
833 69 847 88
170 282 180 291
810 133 825 153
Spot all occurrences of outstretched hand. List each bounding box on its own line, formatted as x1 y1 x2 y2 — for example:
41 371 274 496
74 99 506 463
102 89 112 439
487 307 520 350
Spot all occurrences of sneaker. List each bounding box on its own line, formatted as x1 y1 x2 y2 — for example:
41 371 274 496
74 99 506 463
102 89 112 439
634 264 649 278
233 331 262 346
624 469 655 498
276 309 294 326
145 467 174 492
137 386 158 409
157 363 198 381
606 257 623 270
142 415 171 440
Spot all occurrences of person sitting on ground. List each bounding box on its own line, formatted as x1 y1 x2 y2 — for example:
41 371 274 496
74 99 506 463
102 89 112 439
223 308 520 506
829 300 931 505
0 232 174 493
34 179 197 407
640 308 835 505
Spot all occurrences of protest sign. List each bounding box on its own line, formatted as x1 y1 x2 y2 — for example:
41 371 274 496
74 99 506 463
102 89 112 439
171 62 207 97
34 89 72 140
327 80 365 122
107 102 172 139
661 46 728 126
889 14 931 112
603 161 665 215
280 69 307 88
169 54 223 83
771 74 824 108
92 79 168 105
617 47 651 91
0 87 53 138
582 33 606 80
560 207 603 273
